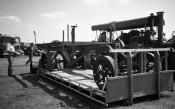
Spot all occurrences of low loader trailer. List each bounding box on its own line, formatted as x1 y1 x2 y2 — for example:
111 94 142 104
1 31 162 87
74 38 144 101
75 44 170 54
38 48 174 106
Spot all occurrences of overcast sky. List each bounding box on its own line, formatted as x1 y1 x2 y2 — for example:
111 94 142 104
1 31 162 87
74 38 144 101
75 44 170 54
0 0 175 43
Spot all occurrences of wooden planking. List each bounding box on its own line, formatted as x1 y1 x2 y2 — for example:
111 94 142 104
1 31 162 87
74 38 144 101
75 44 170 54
48 69 98 89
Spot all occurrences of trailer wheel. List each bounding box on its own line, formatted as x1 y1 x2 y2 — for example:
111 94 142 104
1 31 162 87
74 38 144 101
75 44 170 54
93 55 115 90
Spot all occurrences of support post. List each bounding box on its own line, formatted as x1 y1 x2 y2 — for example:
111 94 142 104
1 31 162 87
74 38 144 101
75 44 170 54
114 43 119 76
139 52 144 73
164 51 168 70
127 52 133 105
143 52 146 72
109 31 112 44
154 51 160 99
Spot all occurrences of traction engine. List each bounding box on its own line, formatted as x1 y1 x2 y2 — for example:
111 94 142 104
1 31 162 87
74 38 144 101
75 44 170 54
37 12 174 90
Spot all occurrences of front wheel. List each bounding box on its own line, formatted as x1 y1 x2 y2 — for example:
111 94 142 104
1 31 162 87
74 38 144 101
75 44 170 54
93 55 115 90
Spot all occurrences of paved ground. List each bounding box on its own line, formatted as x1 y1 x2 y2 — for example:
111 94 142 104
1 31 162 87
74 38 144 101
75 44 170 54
0 56 175 109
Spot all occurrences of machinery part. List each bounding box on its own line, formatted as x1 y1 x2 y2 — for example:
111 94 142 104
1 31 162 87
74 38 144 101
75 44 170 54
38 51 65 71
70 50 84 69
57 50 71 68
55 58 64 69
82 50 97 69
93 55 115 90
38 53 47 70
118 52 156 74
58 50 95 69
37 53 47 74
45 51 57 71
144 52 162 72
30 62 39 74
146 53 155 72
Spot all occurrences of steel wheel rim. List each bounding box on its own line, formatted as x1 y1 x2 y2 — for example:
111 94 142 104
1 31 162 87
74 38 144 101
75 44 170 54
93 56 114 90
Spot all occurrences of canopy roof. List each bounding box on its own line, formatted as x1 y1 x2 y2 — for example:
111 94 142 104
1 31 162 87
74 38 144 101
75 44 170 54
91 15 161 31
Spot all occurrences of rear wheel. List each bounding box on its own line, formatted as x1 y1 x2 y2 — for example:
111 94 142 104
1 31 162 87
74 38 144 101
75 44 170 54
57 50 71 68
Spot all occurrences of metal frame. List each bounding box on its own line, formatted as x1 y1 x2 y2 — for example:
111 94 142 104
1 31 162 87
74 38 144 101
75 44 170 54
108 48 174 105
39 48 174 106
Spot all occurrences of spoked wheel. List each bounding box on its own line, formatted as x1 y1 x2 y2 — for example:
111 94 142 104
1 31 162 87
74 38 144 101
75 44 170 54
93 55 115 90
56 50 71 68
55 58 64 69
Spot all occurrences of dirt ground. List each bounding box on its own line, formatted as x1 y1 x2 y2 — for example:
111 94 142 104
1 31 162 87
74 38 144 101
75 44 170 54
0 56 175 109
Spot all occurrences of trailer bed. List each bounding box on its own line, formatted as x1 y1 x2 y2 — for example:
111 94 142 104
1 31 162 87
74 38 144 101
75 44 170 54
40 69 108 105
45 69 98 89
39 68 174 106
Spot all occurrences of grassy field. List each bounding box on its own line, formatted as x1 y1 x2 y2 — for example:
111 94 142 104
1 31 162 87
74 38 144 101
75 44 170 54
0 56 175 109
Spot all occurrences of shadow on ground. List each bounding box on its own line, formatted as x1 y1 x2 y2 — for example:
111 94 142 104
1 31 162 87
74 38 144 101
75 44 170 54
16 73 107 109
14 73 173 109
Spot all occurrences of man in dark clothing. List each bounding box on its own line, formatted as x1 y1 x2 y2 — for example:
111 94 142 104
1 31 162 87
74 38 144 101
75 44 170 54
26 43 34 66
98 31 107 42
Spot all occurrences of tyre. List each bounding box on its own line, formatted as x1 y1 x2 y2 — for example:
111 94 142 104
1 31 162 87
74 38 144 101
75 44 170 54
30 62 38 74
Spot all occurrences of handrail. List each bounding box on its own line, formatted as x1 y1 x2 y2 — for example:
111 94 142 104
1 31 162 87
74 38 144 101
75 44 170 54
110 48 170 53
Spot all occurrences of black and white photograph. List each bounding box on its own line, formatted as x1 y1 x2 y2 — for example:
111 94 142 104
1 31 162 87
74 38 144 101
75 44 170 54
0 0 175 108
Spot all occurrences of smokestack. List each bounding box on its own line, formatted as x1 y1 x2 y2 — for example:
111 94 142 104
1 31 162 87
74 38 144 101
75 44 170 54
157 11 164 45
33 31 36 45
62 30 64 42
67 24 69 42
62 30 65 50
71 25 77 53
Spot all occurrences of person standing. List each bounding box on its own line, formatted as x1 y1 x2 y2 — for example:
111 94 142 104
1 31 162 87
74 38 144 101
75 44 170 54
98 31 107 42
26 43 34 66
6 40 17 76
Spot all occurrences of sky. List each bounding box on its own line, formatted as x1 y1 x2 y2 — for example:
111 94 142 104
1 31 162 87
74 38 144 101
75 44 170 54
0 0 175 43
